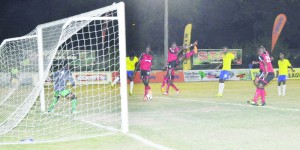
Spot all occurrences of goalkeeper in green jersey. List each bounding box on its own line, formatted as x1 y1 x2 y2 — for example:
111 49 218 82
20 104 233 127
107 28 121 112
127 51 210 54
48 61 77 113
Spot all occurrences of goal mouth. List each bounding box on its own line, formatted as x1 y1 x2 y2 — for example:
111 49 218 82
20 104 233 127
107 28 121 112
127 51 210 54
0 2 128 144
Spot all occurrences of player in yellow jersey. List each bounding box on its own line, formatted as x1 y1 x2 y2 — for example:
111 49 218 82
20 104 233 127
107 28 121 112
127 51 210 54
277 53 294 96
215 47 235 97
126 52 139 95
110 52 139 96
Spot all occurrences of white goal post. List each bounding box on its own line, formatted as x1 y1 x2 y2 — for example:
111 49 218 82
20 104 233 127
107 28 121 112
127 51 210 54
0 2 128 144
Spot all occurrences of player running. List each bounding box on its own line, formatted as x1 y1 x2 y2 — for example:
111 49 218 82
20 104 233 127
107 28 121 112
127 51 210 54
48 61 78 113
215 47 236 97
162 41 198 95
110 52 139 96
277 52 294 96
139 46 153 101
248 46 274 106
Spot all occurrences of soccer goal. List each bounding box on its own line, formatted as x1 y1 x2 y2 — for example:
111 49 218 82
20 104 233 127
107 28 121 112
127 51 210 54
0 2 128 144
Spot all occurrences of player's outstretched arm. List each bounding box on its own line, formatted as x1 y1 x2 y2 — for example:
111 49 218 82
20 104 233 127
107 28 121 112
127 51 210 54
289 66 295 72
215 63 222 70
177 41 198 54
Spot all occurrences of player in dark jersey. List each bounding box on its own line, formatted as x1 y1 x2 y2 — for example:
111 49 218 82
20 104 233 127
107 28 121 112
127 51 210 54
162 41 198 95
48 61 78 113
248 46 274 106
139 47 153 101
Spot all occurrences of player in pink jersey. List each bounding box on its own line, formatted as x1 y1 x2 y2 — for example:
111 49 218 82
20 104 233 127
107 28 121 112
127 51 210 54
139 46 153 101
162 41 198 95
248 46 275 106
251 61 265 86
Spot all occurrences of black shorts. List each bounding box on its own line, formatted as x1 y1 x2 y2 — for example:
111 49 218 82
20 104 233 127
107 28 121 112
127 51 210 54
259 72 275 86
140 70 150 79
167 60 178 69
166 75 175 80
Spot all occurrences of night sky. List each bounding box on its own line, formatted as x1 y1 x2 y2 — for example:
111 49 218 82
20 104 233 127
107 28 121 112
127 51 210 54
1 0 300 67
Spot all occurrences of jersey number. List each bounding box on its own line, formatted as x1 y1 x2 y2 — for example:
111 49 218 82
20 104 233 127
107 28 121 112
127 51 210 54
265 56 271 63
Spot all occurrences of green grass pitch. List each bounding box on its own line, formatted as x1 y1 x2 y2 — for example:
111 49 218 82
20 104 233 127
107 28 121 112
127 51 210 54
1 80 300 149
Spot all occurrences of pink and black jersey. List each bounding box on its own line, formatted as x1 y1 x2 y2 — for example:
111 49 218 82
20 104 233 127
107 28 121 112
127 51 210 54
140 53 153 70
167 47 180 63
258 51 274 73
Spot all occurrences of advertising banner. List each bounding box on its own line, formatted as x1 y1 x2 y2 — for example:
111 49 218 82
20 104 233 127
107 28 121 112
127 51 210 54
45 71 111 85
193 49 242 65
272 14 287 52
133 70 184 83
184 69 252 82
250 68 300 80
182 24 192 70
74 72 111 84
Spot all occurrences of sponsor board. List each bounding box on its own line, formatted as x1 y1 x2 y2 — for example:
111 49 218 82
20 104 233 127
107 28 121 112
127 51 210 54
193 49 242 65
45 72 111 85
250 68 300 80
133 70 184 83
184 69 252 82
43 68 300 86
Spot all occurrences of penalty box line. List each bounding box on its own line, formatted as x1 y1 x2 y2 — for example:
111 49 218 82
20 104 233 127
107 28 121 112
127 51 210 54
126 133 174 150
152 96 300 112
51 113 173 150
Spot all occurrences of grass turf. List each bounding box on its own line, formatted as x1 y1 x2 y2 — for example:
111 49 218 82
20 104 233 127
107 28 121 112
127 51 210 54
1 80 300 149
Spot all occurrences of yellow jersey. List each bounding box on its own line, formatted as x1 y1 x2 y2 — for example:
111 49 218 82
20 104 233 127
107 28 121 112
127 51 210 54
278 59 291 75
126 56 139 71
222 52 235 71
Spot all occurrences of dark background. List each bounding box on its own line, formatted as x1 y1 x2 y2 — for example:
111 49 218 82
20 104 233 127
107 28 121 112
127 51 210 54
1 0 300 69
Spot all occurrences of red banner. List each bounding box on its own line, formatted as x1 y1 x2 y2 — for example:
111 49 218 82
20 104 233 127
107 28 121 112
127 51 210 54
272 14 287 52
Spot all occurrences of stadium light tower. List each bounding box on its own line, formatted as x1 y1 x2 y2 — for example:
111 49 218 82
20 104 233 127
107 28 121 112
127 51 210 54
164 0 168 63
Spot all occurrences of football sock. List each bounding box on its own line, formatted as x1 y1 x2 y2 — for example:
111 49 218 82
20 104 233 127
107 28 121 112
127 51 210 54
112 76 119 85
48 97 59 111
71 99 77 112
166 83 170 93
253 88 260 103
144 86 150 96
282 85 286 95
260 88 266 103
130 81 134 93
278 86 281 95
161 77 168 87
218 83 225 94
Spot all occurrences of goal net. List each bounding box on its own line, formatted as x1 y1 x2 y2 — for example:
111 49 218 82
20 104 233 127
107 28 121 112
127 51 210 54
0 2 128 144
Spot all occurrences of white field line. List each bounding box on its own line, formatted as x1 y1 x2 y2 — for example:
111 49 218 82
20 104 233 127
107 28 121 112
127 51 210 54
78 118 173 150
129 96 300 112
126 133 174 150
43 112 173 150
